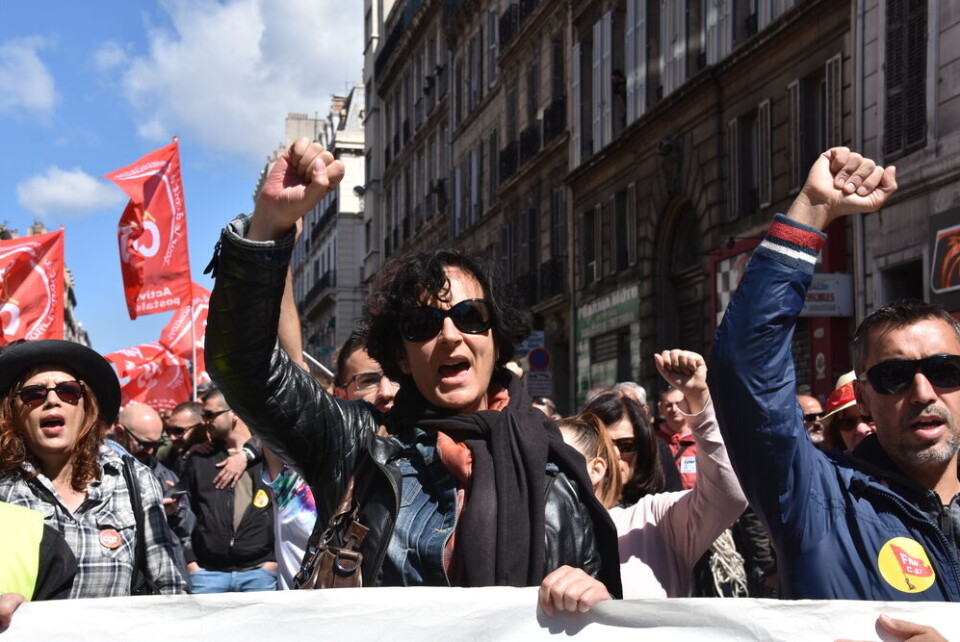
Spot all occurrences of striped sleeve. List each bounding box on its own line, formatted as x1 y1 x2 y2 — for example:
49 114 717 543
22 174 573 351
754 214 826 272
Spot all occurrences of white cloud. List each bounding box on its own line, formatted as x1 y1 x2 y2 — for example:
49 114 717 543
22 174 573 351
93 41 129 71
0 37 57 117
16 167 125 219
119 0 364 162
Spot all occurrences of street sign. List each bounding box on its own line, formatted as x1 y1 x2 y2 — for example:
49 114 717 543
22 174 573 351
528 347 551 371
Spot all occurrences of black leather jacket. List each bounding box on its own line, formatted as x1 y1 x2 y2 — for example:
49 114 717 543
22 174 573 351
205 217 621 594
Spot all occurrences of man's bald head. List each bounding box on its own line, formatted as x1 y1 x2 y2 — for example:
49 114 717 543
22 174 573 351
116 402 165 462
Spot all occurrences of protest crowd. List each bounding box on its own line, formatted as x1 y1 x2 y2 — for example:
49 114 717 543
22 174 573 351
1 143 958 641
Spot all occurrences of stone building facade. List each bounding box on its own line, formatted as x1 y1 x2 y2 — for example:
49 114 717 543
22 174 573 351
364 0 948 409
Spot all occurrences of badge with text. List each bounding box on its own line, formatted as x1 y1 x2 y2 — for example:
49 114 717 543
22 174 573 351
877 537 936 593
253 489 269 509
99 528 122 550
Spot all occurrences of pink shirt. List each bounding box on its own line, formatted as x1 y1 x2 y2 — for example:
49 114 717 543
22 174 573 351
611 399 747 598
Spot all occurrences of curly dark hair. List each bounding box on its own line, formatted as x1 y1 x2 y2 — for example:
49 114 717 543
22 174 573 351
365 248 530 383
0 375 105 492
582 392 664 505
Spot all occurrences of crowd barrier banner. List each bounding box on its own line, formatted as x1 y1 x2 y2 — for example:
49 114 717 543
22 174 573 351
4 586 958 641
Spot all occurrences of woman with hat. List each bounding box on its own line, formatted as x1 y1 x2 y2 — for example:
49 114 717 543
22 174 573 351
821 371 877 451
0 340 187 598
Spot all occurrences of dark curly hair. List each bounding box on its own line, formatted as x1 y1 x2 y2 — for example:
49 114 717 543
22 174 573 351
365 249 530 383
0 374 105 493
582 392 664 505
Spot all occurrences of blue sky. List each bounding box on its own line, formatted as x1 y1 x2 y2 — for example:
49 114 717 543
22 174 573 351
0 0 363 354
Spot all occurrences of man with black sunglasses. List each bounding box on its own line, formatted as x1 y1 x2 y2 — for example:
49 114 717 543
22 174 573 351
711 147 960 603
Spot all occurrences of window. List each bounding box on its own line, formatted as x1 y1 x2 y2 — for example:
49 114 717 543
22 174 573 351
581 206 601 285
727 111 760 219
883 0 926 160
526 58 539 125
591 13 613 152
550 186 567 259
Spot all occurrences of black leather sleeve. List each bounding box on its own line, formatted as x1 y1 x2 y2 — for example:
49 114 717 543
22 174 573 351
205 215 378 523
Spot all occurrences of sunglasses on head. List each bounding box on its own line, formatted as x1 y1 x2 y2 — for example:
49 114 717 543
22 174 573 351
861 354 960 395
612 437 639 454
17 380 85 407
400 298 493 342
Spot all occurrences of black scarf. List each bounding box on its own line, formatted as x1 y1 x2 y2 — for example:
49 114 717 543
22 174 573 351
389 368 622 596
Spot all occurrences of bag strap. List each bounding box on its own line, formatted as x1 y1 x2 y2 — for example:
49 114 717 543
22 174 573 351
121 455 149 595
296 475 359 583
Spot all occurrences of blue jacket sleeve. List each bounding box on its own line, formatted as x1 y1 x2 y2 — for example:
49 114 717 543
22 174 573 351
708 215 841 554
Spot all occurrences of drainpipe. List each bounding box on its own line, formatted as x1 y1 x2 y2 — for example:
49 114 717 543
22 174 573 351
853 0 866 323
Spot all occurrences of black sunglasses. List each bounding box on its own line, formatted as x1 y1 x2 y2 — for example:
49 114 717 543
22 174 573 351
401 299 493 342
124 428 165 451
803 413 822 423
164 422 202 438
613 437 639 454
17 380 85 407
201 408 231 421
861 354 960 395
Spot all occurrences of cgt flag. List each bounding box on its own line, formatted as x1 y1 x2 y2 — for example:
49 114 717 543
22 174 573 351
159 282 211 385
104 342 193 412
0 230 64 345
104 139 192 320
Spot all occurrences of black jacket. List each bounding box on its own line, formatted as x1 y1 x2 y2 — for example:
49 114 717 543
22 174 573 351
205 216 621 594
181 447 274 571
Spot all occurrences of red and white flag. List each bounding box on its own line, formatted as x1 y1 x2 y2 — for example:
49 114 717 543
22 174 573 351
104 342 193 411
0 230 65 345
104 139 192 320
159 282 211 384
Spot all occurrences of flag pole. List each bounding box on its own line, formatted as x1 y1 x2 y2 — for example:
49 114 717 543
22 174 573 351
301 350 334 378
189 283 198 400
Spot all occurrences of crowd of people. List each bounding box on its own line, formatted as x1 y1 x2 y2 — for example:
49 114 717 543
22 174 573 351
0 144 954 641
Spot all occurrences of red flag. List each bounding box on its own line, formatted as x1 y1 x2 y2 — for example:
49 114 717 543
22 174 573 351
890 544 935 578
104 139 192 320
0 230 65 345
104 342 193 411
159 282 211 384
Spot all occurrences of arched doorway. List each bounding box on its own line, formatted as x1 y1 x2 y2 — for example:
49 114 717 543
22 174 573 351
656 199 706 356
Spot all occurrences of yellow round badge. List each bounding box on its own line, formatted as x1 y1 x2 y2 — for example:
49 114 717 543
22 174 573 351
253 489 270 509
877 537 936 593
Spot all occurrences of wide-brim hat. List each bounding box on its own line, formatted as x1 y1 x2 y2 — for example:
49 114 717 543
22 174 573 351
821 370 857 428
0 340 121 424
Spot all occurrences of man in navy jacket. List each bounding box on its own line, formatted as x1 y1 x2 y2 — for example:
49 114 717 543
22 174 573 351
710 147 960 601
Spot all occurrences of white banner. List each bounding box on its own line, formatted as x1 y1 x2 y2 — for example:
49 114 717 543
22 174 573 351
5 587 959 641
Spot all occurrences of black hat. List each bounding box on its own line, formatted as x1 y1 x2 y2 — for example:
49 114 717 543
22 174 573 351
0 340 121 424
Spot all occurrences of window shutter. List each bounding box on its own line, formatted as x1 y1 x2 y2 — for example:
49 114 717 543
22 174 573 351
786 79 802 192
626 0 647 122
727 117 740 220
757 99 772 208
601 11 613 147
824 54 842 147
572 41 582 166
592 19 604 153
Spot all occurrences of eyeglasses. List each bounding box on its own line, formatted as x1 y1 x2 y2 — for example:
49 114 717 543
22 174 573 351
123 427 165 451
17 380 85 407
803 413 823 423
860 354 960 395
201 408 231 422
612 438 639 454
163 422 202 438
338 371 398 392
400 299 493 342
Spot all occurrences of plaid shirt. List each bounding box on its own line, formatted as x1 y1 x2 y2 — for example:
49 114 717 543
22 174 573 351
0 445 187 598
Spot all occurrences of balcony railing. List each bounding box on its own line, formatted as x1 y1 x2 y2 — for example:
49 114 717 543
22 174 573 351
539 256 568 300
499 4 519 51
542 95 566 145
512 272 538 307
519 121 542 166
499 140 519 183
